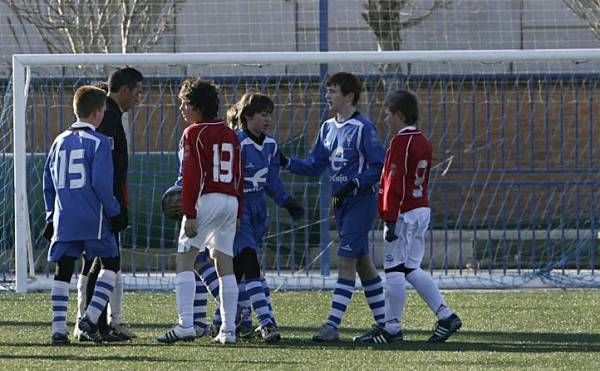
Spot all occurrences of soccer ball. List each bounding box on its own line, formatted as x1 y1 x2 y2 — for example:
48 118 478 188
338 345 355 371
161 185 183 221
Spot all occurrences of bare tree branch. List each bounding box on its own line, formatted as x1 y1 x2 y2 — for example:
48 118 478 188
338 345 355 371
1 0 185 55
362 0 451 51
563 0 600 40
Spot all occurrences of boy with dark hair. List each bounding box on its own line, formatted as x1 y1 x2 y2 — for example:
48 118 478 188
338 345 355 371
44 85 122 345
281 72 387 342
356 89 462 344
157 78 243 345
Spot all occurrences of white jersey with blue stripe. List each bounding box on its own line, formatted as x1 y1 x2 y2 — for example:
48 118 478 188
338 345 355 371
43 121 121 241
238 130 290 206
288 112 385 194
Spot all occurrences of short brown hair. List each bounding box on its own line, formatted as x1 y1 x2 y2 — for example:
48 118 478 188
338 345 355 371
326 72 362 105
178 78 219 119
236 93 274 130
73 85 107 118
384 89 419 124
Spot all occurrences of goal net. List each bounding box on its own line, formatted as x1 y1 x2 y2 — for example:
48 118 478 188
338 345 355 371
6 50 600 292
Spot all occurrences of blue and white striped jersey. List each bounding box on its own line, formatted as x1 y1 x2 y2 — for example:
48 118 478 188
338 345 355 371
43 121 121 241
287 112 385 194
238 130 290 206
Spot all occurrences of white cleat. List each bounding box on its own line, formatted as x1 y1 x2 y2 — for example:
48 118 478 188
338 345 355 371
213 330 236 345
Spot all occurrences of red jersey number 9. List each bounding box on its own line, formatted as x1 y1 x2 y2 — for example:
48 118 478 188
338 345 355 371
413 159 428 198
212 143 234 183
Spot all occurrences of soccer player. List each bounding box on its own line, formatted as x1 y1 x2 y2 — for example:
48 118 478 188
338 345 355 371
281 72 386 341
74 67 143 342
230 93 304 343
44 85 122 345
157 78 243 345
356 89 462 344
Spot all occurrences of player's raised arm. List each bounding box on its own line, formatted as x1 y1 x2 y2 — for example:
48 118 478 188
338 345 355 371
285 124 330 176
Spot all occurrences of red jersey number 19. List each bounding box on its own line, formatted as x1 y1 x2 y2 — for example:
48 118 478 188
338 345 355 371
212 143 234 183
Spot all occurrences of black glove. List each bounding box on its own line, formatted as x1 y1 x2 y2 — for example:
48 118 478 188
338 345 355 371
283 198 304 221
279 150 289 168
332 179 358 209
383 221 398 242
110 207 129 233
43 222 54 241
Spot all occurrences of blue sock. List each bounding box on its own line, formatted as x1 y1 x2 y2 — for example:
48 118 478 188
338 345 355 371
362 276 386 326
51 280 69 335
326 278 355 329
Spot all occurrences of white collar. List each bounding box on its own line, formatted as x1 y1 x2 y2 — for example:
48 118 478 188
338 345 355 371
398 125 417 133
71 121 96 130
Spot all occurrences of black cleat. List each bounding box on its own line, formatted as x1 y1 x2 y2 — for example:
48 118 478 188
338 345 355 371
427 313 462 343
260 323 281 343
353 324 403 344
51 332 70 346
78 315 103 343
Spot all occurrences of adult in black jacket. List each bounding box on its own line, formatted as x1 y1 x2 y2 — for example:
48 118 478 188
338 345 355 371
74 67 143 341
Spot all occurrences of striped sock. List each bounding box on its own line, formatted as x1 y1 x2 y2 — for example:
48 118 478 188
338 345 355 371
193 272 208 325
362 276 386 326
261 277 276 325
326 278 355 328
51 280 69 335
85 269 116 324
246 278 272 327
197 263 221 326
237 281 252 328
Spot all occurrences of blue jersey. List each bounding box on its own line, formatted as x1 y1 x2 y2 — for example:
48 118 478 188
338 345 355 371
287 112 385 194
43 121 121 241
234 130 291 254
239 130 290 206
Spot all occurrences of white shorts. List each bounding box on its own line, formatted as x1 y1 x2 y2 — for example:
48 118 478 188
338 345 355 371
383 207 430 270
178 193 238 257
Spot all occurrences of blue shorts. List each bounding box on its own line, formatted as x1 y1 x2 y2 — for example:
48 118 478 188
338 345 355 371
233 196 268 256
48 233 119 262
333 192 377 258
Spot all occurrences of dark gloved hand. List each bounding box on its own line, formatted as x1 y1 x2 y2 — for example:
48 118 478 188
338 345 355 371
383 221 398 242
110 207 129 233
283 198 304 221
279 150 289 168
332 179 358 209
43 222 54 241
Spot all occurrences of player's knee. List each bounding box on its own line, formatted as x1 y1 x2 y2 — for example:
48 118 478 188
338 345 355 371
100 256 120 272
404 266 418 277
54 256 77 282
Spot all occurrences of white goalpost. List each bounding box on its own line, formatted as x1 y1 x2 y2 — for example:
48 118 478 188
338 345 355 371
12 49 600 292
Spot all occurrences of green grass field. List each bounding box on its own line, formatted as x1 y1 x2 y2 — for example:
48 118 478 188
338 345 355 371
1 290 599 370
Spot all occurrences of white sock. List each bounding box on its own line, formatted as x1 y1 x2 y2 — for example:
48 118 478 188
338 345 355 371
51 280 69 335
406 268 453 320
108 271 123 325
175 271 196 329
384 272 405 335
76 274 88 321
85 269 116 324
218 274 238 334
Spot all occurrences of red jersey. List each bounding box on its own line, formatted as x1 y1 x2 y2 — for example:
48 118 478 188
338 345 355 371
378 126 432 222
181 119 243 218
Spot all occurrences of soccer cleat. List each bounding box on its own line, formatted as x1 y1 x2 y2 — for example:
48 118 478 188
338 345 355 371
213 330 236 344
111 322 137 340
427 313 462 343
156 324 196 344
78 315 103 343
194 322 211 338
101 328 127 342
353 324 403 344
73 320 90 342
51 332 70 346
312 323 340 342
260 323 281 343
